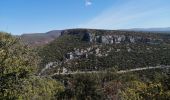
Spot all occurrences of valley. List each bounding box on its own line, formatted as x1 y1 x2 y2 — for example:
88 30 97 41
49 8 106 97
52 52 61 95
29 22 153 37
1 29 170 100
1 0 170 99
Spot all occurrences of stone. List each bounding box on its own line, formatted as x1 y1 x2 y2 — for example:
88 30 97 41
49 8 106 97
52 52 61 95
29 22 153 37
116 49 121 52
95 48 100 54
82 33 93 42
129 36 135 43
114 35 125 44
66 52 74 59
127 48 132 52
62 67 68 74
101 35 113 44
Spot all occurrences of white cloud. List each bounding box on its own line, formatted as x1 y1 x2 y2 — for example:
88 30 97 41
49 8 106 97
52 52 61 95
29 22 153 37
85 0 92 6
79 0 170 29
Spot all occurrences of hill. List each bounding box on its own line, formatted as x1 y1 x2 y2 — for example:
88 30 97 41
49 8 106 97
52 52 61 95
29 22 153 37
20 30 62 46
3 30 170 99
20 28 170 46
125 27 170 33
38 29 170 75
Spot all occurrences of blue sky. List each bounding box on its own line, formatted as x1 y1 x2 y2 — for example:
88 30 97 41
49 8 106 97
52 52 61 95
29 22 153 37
0 0 170 35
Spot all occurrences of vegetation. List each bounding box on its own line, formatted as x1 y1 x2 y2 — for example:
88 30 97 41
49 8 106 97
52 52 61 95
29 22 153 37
0 32 63 100
39 30 170 75
52 68 170 100
1 29 170 99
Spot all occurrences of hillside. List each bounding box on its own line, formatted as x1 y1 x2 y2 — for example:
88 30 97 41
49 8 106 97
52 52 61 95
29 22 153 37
125 27 170 33
38 29 170 75
20 30 62 46
37 29 170 99
2 30 170 100
20 28 170 46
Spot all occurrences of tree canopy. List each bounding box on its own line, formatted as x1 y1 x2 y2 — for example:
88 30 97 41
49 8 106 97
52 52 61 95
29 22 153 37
0 32 63 99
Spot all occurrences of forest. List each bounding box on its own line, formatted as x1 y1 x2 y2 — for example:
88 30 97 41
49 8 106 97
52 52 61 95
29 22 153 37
1 30 170 100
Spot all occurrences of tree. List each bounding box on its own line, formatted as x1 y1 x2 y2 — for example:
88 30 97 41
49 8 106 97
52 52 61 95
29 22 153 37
119 80 169 100
0 32 63 99
103 81 122 100
57 74 104 100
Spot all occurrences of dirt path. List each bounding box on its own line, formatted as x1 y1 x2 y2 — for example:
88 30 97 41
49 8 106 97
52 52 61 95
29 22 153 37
51 65 170 76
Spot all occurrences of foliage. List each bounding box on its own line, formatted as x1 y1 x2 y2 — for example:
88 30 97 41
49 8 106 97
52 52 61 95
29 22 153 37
38 34 90 65
2 29 170 99
37 29 170 99
56 74 104 100
38 29 170 75
0 32 64 99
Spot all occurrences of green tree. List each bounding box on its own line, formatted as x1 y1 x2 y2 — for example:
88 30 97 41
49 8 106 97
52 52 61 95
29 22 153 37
0 32 63 99
119 80 170 100
57 74 104 100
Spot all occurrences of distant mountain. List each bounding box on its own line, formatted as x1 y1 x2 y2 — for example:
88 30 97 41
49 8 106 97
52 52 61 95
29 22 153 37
20 28 170 46
126 27 170 33
20 30 62 46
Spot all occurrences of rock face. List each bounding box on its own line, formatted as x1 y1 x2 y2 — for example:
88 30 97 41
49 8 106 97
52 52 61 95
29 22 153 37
83 33 163 44
65 48 88 60
101 35 113 44
82 33 93 42
66 52 74 60
21 28 170 47
39 29 170 75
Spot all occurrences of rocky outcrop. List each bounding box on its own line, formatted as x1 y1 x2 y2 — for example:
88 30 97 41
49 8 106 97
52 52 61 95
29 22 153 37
65 48 89 60
83 33 163 44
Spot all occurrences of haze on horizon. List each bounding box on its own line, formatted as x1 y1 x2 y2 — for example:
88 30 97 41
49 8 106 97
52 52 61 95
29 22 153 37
0 0 170 35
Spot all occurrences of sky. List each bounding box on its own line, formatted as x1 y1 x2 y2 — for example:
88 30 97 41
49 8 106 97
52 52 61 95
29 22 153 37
0 0 170 35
